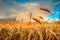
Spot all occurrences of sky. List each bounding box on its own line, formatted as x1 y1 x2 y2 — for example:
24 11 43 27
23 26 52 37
0 0 60 22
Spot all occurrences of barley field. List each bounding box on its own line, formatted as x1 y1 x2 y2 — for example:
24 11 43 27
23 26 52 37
0 21 60 40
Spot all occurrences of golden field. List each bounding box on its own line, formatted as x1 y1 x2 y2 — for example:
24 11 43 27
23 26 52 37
0 21 60 40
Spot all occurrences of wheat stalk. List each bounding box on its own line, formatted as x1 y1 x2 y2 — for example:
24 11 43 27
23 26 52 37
39 16 43 20
30 13 32 23
21 18 23 24
47 18 50 22
39 7 51 13
30 13 32 20
32 18 41 24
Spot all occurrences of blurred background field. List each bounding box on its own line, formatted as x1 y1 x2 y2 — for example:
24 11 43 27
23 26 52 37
0 21 60 40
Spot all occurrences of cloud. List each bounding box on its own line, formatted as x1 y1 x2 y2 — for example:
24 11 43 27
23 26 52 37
8 2 53 22
22 3 39 8
0 14 6 19
21 3 40 12
15 11 34 22
0 0 55 22
9 14 16 18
